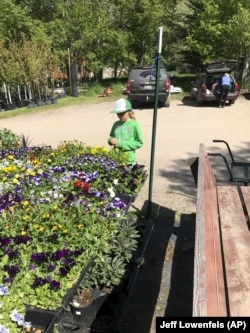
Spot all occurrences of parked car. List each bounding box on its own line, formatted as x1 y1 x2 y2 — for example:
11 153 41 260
190 60 239 106
170 85 183 94
126 64 171 107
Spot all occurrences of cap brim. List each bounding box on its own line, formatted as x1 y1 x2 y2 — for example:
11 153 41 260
110 109 128 114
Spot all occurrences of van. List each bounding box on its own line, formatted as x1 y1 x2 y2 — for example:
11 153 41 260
126 64 171 107
190 60 239 106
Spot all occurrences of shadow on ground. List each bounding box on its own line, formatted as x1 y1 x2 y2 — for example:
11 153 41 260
109 142 250 332
118 200 195 333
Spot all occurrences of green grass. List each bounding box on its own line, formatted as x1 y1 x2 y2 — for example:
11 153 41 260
170 73 196 92
0 77 191 119
0 94 119 120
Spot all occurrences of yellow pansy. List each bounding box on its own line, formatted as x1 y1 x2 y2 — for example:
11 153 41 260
27 169 35 176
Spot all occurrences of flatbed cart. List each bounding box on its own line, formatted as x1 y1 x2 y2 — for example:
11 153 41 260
208 139 250 186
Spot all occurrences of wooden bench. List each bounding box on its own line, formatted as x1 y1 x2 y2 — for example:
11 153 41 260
193 143 250 316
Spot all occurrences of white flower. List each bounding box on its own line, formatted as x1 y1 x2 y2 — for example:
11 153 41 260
107 187 115 198
113 179 118 185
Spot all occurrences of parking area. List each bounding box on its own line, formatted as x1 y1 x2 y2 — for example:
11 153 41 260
1 94 250 331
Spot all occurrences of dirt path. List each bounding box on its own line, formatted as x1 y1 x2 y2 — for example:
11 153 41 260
1 95 250 332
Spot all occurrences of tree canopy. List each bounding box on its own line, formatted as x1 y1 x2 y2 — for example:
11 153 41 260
1 0 250 86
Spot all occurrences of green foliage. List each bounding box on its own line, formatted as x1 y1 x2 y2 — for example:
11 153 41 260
185 0 250 62
170 73 197 93
80 218 140 289
0 128 22 149
2 0 250 88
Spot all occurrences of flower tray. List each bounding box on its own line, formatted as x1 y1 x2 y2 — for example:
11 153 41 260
25 307 59 330
24 259 94 332
115 193 133 212
131 171 148 203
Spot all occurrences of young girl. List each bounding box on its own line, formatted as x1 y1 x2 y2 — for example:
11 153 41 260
108 98 143 166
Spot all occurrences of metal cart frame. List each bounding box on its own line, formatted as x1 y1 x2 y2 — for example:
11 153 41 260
208 139 250 186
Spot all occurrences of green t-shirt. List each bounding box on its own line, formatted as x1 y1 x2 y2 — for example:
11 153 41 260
108 119 143 165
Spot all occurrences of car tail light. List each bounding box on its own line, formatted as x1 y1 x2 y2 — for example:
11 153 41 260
126 81 131 94
234 82 239 91
201 83 207 93
165 79 170 92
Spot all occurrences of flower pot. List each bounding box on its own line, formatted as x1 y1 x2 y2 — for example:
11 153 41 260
16 100 26 108
4 103 16 111
70 299 96 327
69 288 108 327
44 99 52 105
37 99 45 106
51 98 58 104
27 100 36 108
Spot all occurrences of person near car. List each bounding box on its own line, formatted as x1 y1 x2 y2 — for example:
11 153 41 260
219 73 231 108
108 98 143 166
211 78 220 94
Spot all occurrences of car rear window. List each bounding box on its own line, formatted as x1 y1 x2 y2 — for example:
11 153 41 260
130 68 165 80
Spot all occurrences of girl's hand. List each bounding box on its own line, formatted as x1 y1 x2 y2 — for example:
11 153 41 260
110 138 118 146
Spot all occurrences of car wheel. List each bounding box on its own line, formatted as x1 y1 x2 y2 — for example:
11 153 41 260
164 95 170 107
228 100 235 105
196 96 203 106
190 92 196 100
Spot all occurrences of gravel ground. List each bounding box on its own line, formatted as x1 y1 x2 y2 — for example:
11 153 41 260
1 94 250 332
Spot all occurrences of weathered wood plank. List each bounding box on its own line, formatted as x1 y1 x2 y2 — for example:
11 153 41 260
240 186 250 221
217 186 250 316
193 144 227 316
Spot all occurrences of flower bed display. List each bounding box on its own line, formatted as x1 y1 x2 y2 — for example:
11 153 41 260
0 132 148 333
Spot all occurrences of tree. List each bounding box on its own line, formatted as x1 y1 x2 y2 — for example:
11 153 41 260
185 0 250 86
2 0 250 87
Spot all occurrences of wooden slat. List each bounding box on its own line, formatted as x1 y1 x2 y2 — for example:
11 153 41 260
241 186 250 221
193 144 206 316
193 144 227 316
217 186 250 316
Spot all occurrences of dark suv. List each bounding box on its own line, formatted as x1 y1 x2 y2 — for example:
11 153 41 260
126 64 171 107
190 60 239 106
